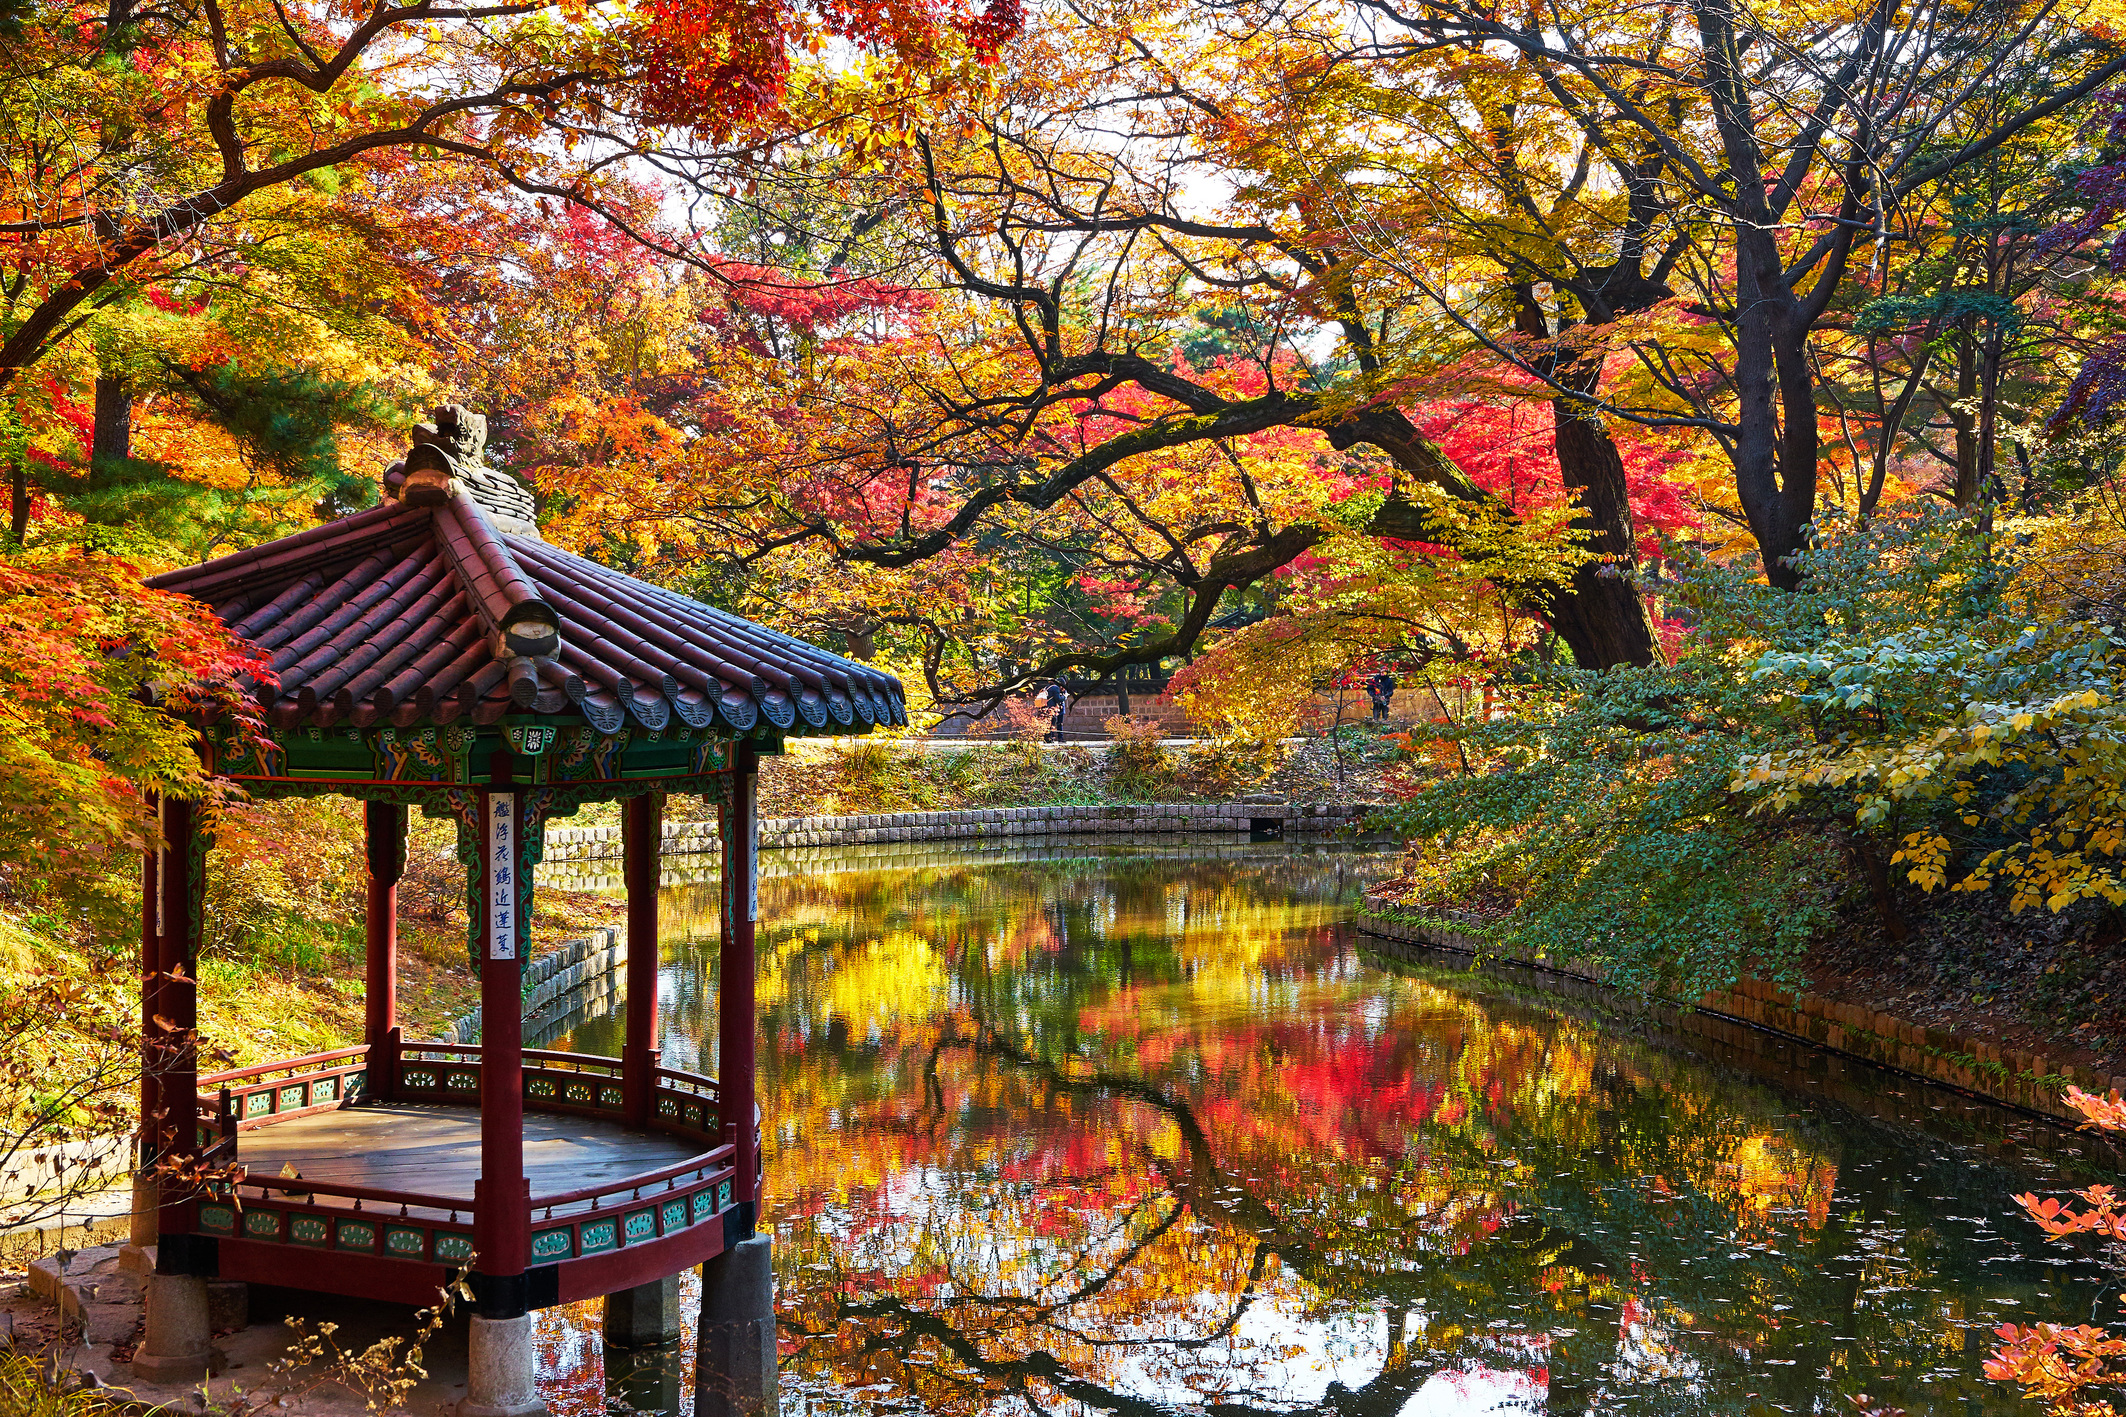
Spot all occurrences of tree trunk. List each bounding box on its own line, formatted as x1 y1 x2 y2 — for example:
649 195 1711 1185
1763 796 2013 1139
1952 318 1980 508
1547 372 1661 669
92 375 133 467
1848 831 1908 944
1864 341 1932 523
1728 284 1818 589
1772 317 1822 571
1692 0 1844 591
1976 315 2005 529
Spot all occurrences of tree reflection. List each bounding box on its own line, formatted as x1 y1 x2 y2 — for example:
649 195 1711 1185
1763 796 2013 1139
634 851 2100 1416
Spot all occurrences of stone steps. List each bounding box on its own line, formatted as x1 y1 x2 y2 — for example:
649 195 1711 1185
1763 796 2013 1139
26 1244 150 1346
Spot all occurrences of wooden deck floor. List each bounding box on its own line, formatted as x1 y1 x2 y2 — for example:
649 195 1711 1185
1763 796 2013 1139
235 1103 702 1203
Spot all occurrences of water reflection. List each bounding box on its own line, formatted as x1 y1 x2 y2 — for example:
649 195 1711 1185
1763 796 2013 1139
549 843 2112 1417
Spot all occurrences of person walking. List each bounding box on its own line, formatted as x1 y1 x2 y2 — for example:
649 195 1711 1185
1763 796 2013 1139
1364 670 1398 724
1041 680 1070 739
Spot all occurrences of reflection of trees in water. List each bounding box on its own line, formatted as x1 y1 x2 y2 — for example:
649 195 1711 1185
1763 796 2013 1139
593 853 2097 1416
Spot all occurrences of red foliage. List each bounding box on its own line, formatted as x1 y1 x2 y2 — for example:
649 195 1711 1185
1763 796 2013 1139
41 377 93 447
1410 398 1699 558
633 0 794 139
1076 575 1159 626
703 258 935 349
0 551 272 894
633 0 1023 138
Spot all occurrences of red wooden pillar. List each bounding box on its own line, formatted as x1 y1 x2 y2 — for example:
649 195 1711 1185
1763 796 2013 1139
154 795 201 1244
720 743 760 1231
475 785 531 1304
621 792 662 1129
364 800 407 1102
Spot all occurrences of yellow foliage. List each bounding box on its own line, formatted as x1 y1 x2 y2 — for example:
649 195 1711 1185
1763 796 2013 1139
2004 504 2126 621
202 797 364 959
1174 665 1311 745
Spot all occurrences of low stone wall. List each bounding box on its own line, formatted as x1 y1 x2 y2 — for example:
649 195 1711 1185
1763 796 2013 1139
546 831 1374 892
0 1135 137 1261
464 805 1388 1041
1357 901 2115 1126
436 927 623 1045
543 800 1383 861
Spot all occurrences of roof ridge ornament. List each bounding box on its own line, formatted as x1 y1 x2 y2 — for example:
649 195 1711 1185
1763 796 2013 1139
384 404 540 538
434 491 561 662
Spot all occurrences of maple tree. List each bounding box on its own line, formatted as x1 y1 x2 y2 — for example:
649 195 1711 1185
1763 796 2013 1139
428 0 2126 716
1309 0 2126 585
457 7 1666 686
0 549 264 910
1807 104 2095 521
1 165 425 553
0 0 1026 552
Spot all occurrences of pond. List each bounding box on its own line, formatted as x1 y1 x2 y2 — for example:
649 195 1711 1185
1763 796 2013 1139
537 839 2117 1417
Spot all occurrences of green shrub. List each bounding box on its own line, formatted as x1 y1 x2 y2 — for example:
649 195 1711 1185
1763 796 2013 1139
1376 510 2018 999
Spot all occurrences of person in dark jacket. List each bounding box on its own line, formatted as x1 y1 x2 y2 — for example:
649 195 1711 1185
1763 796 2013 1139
1041 681 1070 738
1364 671 1398 723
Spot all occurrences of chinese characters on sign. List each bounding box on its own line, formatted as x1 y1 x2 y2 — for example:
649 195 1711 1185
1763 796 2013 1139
488 791 515 960
743 772 759 923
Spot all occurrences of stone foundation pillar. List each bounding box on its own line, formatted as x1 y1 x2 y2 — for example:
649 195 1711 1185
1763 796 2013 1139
120 1174 160 1272
696 1236 776 1417
132 1273 216 1383
459 1313 545 1417
603 1274 681 1347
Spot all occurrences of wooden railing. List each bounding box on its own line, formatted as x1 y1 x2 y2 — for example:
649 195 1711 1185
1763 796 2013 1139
197 1046 370 1136
527 1145 736 1263
522 1048 628 1116
652 1066 721 1142
396 1043 633 1114
180 1044 745 1270
394 1041 482 1100
396 1044 722 1140
196 1168 478 1264
189 1043 734 1149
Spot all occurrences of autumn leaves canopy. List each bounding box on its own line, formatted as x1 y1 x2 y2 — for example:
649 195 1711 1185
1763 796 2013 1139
5 0 2125 734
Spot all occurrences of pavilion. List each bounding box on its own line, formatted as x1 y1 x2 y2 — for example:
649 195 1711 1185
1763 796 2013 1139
131 406 902 1415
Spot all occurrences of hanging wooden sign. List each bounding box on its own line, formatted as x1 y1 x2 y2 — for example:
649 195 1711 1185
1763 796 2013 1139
488 791 516 960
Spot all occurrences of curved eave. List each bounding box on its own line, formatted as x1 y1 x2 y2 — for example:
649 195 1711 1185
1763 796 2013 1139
150 500 909 736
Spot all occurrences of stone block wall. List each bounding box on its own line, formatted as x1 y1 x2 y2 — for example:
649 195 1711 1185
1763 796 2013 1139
542 800 1384 861
436 927 624 1045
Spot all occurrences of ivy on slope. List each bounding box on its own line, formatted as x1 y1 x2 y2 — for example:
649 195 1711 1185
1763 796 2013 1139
1375 509 2103 1002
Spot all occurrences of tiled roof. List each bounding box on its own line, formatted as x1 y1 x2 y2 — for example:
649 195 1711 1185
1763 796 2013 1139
147 436 904 736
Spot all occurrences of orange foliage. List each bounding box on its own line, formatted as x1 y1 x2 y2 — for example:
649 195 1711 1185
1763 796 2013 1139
1989 1087 2126 1415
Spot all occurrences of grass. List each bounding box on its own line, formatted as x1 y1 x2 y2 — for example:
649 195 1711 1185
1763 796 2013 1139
0 1351 127 1417
198 951 367 1067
